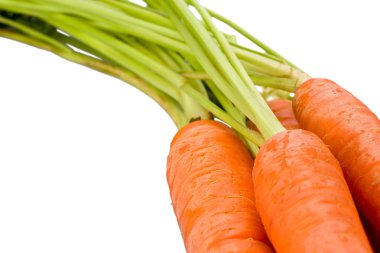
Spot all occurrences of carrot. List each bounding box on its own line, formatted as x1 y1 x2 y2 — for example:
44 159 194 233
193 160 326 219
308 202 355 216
248 99 299 132
268 99 299 130
267 99 299 130
167 120 274 253
253 129 373 253
293 78 380 232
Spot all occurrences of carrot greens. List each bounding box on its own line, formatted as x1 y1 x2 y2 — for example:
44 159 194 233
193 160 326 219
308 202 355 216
2 1 379 252
0 0 309 149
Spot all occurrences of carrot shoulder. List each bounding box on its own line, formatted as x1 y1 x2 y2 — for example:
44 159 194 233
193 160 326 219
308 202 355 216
293 78 380 232
253 129 373 253
167 120 273 253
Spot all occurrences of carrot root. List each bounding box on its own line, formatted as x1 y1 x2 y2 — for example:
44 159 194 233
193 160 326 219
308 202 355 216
293 78 380 232
253 129 373 253
167 120 273 253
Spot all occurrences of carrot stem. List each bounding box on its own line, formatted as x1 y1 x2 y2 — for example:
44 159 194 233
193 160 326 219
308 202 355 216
0 0 309 143
0 28 189 128
163 0 285 140
100 0 175 29
0 0 307 93
0 15 70 53
207 8 300 70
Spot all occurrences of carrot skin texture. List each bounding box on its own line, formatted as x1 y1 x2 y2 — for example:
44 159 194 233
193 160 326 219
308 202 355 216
267 99 299 130
293 78 380 232
253 129 373 253
167 120 273 253
247 99 299 131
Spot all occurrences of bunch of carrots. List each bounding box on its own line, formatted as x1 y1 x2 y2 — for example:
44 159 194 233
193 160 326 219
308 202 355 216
1 0 379 252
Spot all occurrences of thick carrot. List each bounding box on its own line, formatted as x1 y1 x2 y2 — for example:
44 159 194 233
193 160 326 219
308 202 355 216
293 78 380 232
167 120 273 253
253 129 373 253
248 99 299 131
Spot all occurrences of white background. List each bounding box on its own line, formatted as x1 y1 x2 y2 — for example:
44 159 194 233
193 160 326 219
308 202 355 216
1 1 379 252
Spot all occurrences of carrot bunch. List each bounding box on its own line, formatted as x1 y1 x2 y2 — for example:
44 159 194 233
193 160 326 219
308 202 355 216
1 0 380 252
159 1 379 250
167 84 378 252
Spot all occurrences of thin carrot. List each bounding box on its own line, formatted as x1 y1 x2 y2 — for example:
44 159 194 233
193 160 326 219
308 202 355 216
167 120 274 253
253 129 373 253
293 78 380 233
248 98 299 131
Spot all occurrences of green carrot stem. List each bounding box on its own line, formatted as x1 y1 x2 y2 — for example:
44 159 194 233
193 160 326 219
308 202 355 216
51 32 105 60
101 0 174 28
122 36 166 65
47 14 183 98
0 0 191 54
0 0 310 140
0 15 70 53
181 71 297 92
207 8 300 69
164 0 285 140
38 0 183 41
125 37 210 121
161 1 252 119
144 42 182 71
172 44 262 149
0 28 189 128
183 86 264 147
0 0 306 91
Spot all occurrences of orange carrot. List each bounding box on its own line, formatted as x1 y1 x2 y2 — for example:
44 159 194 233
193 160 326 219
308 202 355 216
293 78 380 233
248 98 299 131
266 99 299 130
253 129 373 253
167 120 274 253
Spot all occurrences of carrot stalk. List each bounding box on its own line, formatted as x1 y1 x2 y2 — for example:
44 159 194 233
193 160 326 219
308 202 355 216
167 120 273 253
253 129 373 253
293 78 380 233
